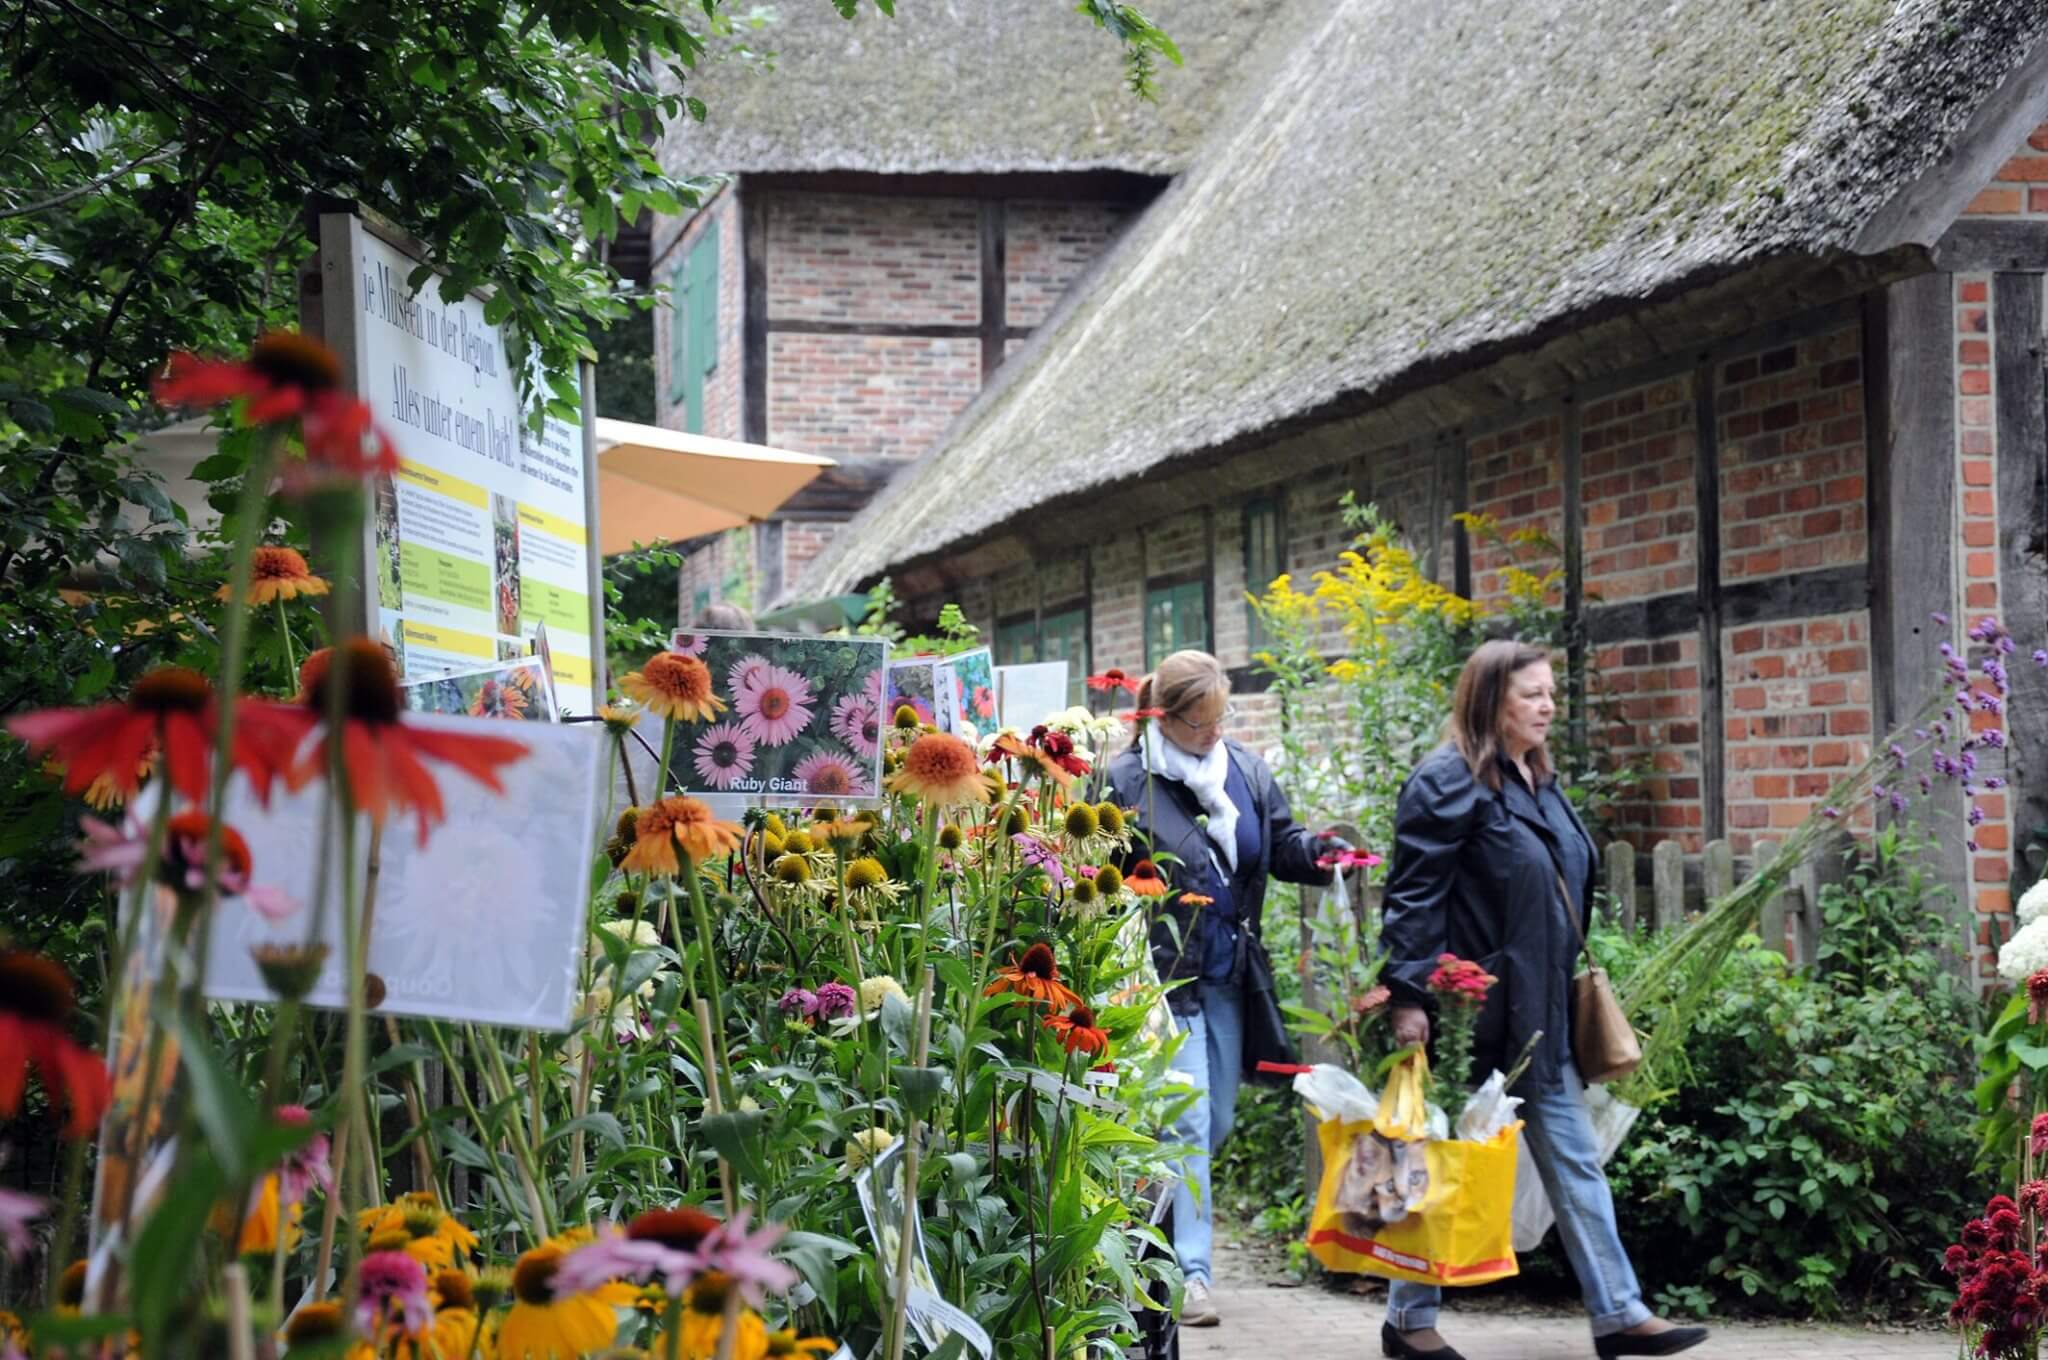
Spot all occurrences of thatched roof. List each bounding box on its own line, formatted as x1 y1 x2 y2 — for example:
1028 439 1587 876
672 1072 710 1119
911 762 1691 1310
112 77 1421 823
662 0 1293 175
791 0 2048 599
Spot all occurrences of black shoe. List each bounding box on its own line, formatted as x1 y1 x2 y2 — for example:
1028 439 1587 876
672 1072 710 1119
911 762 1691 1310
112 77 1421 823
1380 1322 1468 1360
1593 1325 1709 1358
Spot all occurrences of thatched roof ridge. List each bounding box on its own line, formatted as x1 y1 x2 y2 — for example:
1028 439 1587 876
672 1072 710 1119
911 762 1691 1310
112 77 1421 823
661 0 1291 175
791 0 2048 600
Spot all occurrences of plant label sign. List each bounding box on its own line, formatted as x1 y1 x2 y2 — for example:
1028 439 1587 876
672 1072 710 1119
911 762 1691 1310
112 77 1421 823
198 715 606 1030
995 661 1069 732
339 216 601 714
938 647 996 740
663 630 887 805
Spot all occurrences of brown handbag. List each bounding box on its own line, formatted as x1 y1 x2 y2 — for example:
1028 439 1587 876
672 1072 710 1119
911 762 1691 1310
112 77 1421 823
1557 872 1641 1085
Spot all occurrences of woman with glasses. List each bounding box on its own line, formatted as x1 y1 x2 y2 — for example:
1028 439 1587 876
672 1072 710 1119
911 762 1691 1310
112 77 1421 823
1105 649 1340 1327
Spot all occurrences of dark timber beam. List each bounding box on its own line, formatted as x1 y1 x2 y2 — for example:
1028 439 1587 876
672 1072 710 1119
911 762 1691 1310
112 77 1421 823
1994 272 2048 891
1691 358 1727 842
1934 221 2048 274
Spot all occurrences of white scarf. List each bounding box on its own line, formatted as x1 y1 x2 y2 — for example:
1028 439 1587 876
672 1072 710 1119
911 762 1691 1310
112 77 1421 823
1143 724 1241 873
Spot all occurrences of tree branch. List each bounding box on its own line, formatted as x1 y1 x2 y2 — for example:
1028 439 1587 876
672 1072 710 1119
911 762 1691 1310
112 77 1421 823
0 142 178 220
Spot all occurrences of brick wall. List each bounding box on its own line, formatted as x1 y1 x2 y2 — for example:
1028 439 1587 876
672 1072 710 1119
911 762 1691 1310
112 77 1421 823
1212 512 1251 670
1006 201 1129 327
1465 414 1565 609
766 332 983 462
1090 536 1144 676
767 194 981 325
1593 635 1705 852
1722 613 1874 855
1962 120 2048 219
1581 374 1697 604
1716 326 1866 582
675 528 755 619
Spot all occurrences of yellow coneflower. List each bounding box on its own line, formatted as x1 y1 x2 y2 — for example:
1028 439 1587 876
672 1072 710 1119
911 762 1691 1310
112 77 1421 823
597 702 642 735
213 1174 301 1257
619 652 726 723
663 1272 768 1360
495 1244 635 1360
842 857 902 916
282 1300 373 1358
771 853 813 886
1094 802 1128 838
885 733 990 808
765 1329 840 1357
223 545 329 606
780 828 815 856
937 824 963 851
358 1192 478 1261
1093 864 1125 897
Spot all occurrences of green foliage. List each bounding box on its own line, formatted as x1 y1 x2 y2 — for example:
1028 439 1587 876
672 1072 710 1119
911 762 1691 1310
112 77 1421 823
897 602 983 659
1599 827 1981 1319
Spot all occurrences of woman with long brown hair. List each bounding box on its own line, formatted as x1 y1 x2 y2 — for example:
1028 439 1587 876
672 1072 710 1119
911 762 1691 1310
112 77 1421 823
1378 640 1707 1360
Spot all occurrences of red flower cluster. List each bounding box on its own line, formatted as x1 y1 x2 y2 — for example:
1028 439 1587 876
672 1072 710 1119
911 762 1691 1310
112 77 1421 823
2032 1112 2048 1161
2030 969 2048 1026
1946 1193 2048 1357
1426 953 1496 1007
1026 725 1090 780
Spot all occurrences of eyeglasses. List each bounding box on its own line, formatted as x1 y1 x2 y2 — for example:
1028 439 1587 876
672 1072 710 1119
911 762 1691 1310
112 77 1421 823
1167 703 1236 735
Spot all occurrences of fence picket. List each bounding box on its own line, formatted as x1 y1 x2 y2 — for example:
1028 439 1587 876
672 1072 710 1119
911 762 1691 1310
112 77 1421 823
1603 841 1637 931
1703 838 1734 910
1651 841 1685 932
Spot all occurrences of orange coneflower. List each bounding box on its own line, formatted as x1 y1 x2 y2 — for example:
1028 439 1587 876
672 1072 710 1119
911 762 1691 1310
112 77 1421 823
619 651 727 723
245 638 530 846
0 950 110 1138
223 545 329 606
1044 1004 1110 1057
984 942 1082 1011
885 732 990 807
155 332 398 487
1127 860 1169 898
7 665 292 806
621 797 742 877
663 1271 769 1360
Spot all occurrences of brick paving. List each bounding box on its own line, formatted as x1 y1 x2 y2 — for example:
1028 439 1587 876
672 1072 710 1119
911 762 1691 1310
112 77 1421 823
1179 1238 1952 1360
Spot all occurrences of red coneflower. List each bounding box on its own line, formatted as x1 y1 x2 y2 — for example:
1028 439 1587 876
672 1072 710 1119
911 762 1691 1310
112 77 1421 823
619 652 726 724
1044 1004 1110 1056
984 942 1082 1010
154 332 399 486
7 665 293 806
1116 707 1167 725
1086 669 1142 695
246 638 529 845
0 950 110 1138
1126 860 1169 898
221 545 329 607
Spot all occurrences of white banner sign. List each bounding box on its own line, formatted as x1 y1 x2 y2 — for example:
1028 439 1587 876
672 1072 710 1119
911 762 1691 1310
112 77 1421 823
200 716 606 1030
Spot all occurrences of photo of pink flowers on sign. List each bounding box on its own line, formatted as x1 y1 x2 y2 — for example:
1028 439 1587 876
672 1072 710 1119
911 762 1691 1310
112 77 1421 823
662 630 887 805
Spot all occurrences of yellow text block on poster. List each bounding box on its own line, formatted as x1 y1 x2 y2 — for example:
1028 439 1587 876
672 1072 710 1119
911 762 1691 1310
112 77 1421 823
517 503 586 546
398 459 488 509
400 621 496 659
550 652 592 691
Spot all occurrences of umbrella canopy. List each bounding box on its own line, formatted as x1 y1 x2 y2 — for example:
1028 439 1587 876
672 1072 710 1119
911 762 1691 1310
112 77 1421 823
594 418 833 557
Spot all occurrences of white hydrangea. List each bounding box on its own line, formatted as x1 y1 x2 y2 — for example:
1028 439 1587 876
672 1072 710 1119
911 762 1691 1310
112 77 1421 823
1998 915 2048 984
2019 878 2048 928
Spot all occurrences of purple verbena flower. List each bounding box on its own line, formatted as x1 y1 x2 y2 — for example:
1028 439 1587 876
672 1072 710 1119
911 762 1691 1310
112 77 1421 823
1987 776 2008 790
1934 611 1951 627
2033 649 2048 669
1890 791 1909 815
1822 806 1841 820
1984 729 2007 748
1970 805 1987 826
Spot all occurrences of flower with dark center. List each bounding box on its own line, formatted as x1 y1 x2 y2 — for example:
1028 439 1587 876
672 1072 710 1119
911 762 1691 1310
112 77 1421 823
223 545 329 607
499 1244 636 1356
0 950 109 1137
155 332 399 486
248 638 530 845
887 732 990 806
1126 860 1169 898
1093 864 1125 897
1086 668 1142 694
620 652 727 724
622 797 742 877
7 664 292 807
1045 1004 1110 1056
984 942 1082 1010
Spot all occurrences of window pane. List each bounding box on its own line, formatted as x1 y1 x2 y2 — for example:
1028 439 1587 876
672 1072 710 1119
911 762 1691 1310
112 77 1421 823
1041 609 1088 706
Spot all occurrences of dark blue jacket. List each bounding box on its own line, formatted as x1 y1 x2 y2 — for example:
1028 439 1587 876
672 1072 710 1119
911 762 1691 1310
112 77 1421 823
1380 744 1599 1092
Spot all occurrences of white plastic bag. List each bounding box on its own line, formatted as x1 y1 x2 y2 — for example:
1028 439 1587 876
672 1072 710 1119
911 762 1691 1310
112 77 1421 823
1509 1083 1642 1250
1454 1069 1524 1144
1292 1063 1380 1124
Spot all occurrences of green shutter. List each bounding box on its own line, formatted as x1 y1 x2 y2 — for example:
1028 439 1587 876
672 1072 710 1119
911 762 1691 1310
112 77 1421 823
667 263 690 404
996 618 1038 666
684 223 720 433
1040 609 1089 706
1244 499 1281 651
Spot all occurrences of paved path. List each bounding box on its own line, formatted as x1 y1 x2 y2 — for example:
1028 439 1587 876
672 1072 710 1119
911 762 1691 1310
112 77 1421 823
1180 1239 1953 1359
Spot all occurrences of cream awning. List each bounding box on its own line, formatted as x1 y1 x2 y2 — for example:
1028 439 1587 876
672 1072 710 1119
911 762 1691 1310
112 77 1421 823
594 418 834 557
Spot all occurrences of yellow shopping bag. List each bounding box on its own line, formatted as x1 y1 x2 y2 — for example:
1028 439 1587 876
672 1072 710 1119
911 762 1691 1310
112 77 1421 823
1305 1052 1522 1286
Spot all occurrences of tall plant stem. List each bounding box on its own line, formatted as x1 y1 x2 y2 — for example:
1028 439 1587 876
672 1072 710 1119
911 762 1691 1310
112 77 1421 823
693 998 737 1218
684 858 733 1107
275 597 298 679
424 1022 537 1247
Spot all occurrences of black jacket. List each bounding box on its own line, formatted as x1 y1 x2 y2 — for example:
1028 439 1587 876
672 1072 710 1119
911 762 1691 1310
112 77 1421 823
1106 738 1331 1015
1379 743 1598 1092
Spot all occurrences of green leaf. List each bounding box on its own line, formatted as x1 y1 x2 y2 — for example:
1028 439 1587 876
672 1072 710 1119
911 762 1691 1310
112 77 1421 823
893 1064 949 1119
701 1110 771 1184
165 1010 259 1177
2009 1039 2048 1071
544 1112 626 1151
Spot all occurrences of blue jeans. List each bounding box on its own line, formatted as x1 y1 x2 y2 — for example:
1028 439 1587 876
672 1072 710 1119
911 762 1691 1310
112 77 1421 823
1385 1065 1651 1338
1168 981 1243 1284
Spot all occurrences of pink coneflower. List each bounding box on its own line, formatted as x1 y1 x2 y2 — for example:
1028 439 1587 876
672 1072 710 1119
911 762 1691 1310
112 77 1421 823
829 693 881 759
863 668 885 708
554 1223 703 1295
273 1105 333 1208
727 653 774 697
670 632 708 658
736 665 814 747
792 751 864 798
78 814 298 922
692 722 757 791
0 1187 44 1262
356 1249 430 1335
704 1210 798 1307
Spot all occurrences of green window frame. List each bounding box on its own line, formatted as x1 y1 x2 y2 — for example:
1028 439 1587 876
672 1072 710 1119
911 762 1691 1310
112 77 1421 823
995 616 1039 666
668 222 721 431
691 586 712 617
1038 608 1089 707
1144 579 1208 669
1244 497 1283 652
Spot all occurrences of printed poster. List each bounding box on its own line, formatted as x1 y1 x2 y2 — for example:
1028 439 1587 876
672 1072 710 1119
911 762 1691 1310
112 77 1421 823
939 647 996 740
401 656 559 723
356 227 597 714
886 658 944 731
663 631 887 806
